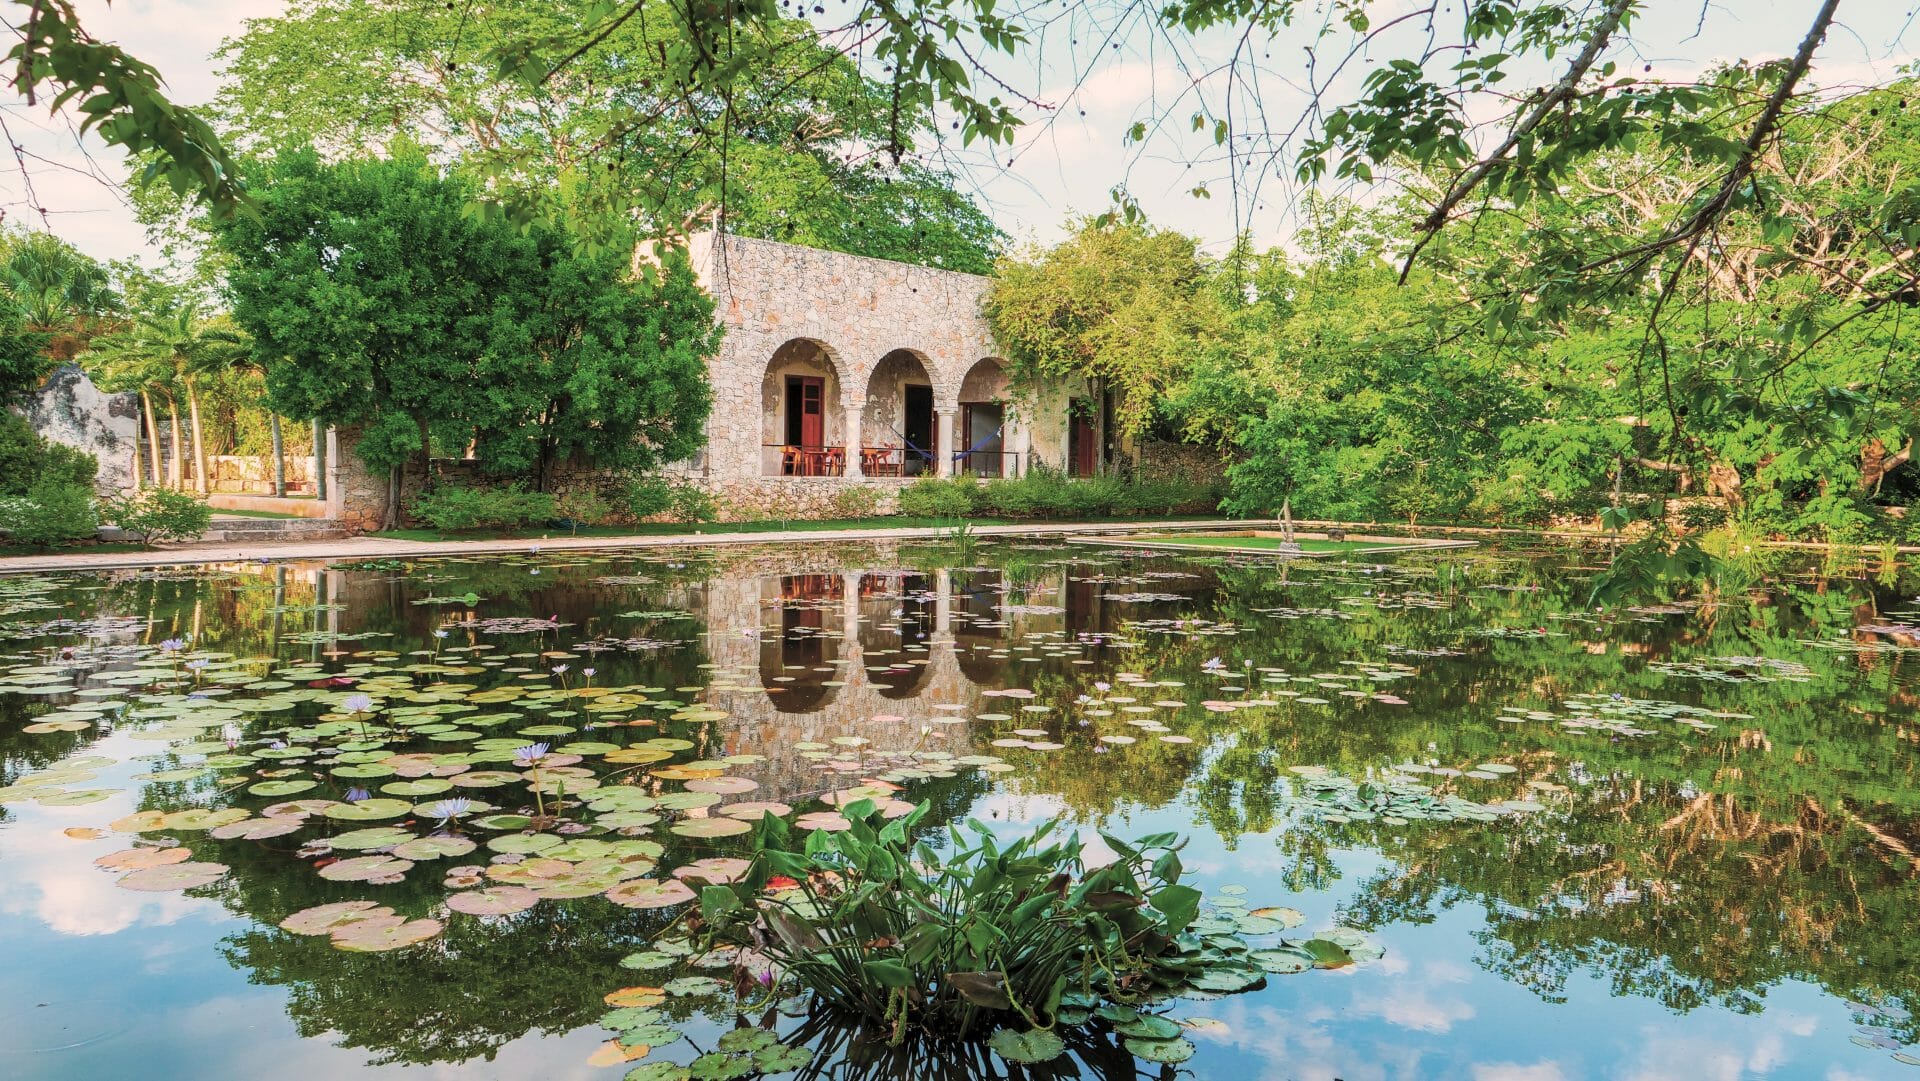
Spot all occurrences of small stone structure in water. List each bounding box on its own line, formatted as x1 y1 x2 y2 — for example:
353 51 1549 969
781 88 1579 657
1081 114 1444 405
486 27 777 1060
14 363 139 494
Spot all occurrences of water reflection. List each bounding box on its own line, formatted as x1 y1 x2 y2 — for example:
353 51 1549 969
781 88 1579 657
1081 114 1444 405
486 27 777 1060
1 539 1917 1079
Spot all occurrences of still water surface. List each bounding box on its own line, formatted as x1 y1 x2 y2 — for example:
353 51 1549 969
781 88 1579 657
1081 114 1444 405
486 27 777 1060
1 538 1916 1080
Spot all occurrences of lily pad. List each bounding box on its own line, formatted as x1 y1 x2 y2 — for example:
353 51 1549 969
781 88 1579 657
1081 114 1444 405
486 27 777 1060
117 861 228 891
989 1028 1066 1064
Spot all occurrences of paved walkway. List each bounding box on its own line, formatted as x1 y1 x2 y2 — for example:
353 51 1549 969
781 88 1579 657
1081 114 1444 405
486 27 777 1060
0 519 1251 575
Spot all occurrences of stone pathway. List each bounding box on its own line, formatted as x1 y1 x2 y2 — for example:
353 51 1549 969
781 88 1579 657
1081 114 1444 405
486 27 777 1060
0 519 1248 575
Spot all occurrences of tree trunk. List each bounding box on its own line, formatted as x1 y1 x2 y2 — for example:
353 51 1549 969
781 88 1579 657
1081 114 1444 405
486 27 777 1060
269 413 286 497
1629 456 1694 494
184 378 209 495
385 465 400 531
163 394 184 489
1093 377 1108 478
140 391 163 487
312 420 328 502
1706 460 1744 508
1859 437 1913 493
129 415 145 493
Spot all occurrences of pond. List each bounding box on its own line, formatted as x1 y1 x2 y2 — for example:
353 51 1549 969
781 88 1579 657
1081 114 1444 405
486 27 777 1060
1 538 1917 1080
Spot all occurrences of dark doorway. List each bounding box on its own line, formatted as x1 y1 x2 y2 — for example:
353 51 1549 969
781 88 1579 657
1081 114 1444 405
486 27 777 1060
962 402 1005 476
903 384 935 475
1069 398 1098 476
785 376 824 447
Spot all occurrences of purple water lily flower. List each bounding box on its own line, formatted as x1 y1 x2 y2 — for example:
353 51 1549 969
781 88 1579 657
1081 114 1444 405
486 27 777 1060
514 742 551 767
426 797 473 823
345 786 371 803
160 637 187 652
342 693 374 713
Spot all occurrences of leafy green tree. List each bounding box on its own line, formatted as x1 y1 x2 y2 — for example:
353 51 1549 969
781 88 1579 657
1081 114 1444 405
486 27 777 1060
209 0 1003 270
84 301 247 493
476 235 719 491
0 227 118 394
215 149 525 519
986 219 1240 468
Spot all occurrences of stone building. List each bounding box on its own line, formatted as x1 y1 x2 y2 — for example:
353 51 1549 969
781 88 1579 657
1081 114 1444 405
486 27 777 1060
323 231 1111 527
661 231 1095 519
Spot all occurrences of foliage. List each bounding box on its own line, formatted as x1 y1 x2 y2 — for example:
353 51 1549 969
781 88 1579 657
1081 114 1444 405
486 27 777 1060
552 489 614 532
209 0 1004 271
987 219 1244 443
828 485 882 520
409 484 557 533
624 475 718 525
475 239 717 490
215 149 525 475
695 801 1251 1043
0 479 97 545
0 412 95 496
900 473 1221 521
103 486 210 543
2 0 245 216
898 478 979 519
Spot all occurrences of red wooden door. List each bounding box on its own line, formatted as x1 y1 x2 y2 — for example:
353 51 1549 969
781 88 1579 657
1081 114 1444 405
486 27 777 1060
1069 400 1097 476
790 377 824 447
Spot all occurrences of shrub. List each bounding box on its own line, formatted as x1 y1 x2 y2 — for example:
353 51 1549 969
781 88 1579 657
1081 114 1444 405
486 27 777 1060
0 480 99 546
898 477 977 518
623 475 716 524
828 484 880 519
409 484 556 532
553 488 613 532
622 475 674 520
692 801 1288 1046
668 482 717 524
104 487 209 544
0 414 97 497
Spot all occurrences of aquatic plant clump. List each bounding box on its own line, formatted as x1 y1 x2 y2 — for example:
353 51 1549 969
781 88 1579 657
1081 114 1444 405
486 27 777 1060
686 800 1376 1064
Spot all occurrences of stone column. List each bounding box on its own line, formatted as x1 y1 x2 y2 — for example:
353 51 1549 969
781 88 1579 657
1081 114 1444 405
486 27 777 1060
842 572 862 642
935 407 957 478
843 398 865 479
1011 408 1034 478
932 568 953 640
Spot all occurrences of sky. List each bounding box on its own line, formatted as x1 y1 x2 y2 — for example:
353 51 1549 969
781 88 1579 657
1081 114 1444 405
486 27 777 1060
3 0 1918 266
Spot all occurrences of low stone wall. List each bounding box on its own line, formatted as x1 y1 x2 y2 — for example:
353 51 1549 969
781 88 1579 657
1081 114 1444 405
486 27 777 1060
701 477 906 521
208 454 317 494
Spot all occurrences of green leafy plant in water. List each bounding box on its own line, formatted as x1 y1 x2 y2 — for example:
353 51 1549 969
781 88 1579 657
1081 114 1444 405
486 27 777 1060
690 800 1264 1051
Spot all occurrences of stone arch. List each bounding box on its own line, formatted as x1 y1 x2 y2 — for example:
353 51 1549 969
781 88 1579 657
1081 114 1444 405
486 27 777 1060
857 570 936 698
863 349 939 476
955 357 1013 477
756 573 844 713
761 338 850 475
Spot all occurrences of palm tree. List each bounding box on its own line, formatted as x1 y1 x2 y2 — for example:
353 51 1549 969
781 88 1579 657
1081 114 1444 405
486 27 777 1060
1 231 119 360
83 303 247 492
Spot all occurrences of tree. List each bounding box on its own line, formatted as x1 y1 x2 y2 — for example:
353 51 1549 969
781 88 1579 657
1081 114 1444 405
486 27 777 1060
985 219 1240 471
216 149 524 524
208 0 1004 270
476 234 719 491
84 300 247 493
0 227 117 395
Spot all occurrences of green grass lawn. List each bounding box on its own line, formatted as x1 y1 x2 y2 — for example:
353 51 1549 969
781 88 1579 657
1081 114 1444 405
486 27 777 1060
369 513 1232 543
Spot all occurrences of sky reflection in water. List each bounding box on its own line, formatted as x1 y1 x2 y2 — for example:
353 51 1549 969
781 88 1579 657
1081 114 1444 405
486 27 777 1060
1 538 1917 1080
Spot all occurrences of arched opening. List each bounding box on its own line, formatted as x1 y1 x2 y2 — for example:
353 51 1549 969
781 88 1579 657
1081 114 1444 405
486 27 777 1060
761 338 845 476
858 571 935 697
861 349 937 477
957 358 1011 477
952 568 1010 685
757 574 843 712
